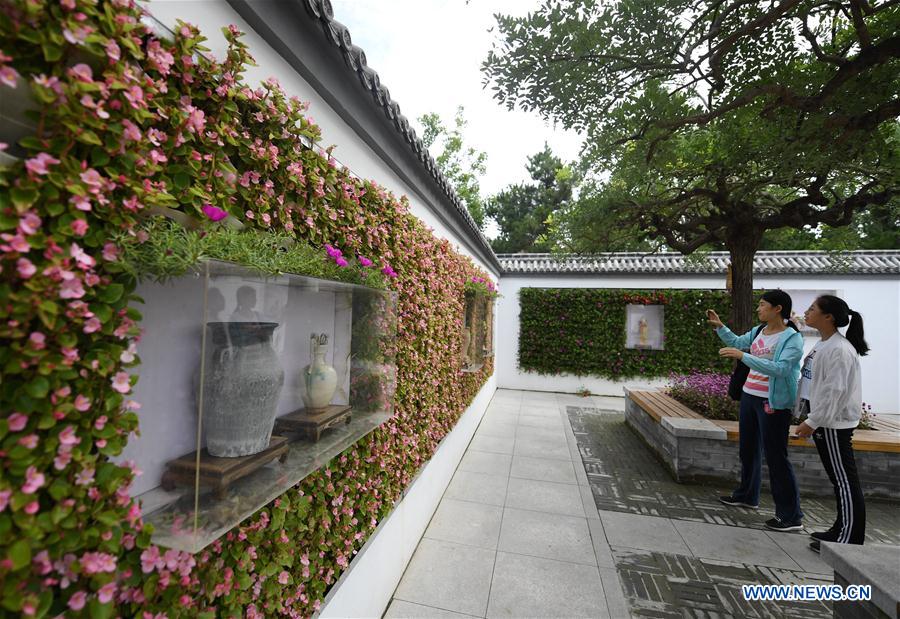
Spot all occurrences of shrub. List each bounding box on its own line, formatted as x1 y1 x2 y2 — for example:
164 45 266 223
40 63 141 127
666 371 739 421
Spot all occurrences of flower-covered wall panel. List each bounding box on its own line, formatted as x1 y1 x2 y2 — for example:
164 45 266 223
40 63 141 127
518 288 741 379
0 1 493 616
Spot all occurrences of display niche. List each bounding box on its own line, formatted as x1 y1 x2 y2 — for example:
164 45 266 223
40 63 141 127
117 260 397 552
460 291 495 372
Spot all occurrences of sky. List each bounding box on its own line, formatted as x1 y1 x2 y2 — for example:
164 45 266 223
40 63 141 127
330 0 585 199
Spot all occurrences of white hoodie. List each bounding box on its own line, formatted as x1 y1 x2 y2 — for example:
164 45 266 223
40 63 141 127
800 332 862 430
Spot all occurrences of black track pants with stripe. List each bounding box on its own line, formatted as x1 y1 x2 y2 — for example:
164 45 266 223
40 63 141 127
812 427 866 544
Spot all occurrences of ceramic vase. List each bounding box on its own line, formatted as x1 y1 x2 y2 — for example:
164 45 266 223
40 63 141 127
201 322 284 457
302 333 338 414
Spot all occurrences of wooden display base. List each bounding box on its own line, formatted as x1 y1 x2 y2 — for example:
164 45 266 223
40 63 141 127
274 405 352 442
161 436 289 500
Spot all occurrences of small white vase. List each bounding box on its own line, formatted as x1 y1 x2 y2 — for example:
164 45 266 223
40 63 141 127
303 335 337 414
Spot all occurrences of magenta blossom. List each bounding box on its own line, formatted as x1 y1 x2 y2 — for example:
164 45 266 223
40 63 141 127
358 256 373 267
325 244 343 259
335 257 348 267
381 265 398 278
201 204 228 222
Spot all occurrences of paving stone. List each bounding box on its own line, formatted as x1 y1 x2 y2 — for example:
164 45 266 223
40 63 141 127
486 552 608 618
444 470 509 507
498 507 596 566
384 600 480 619
394 538 495 617
457 451 512 477
424 499 503 549
505 477 585 517
510 455 577 485
599 510 692 556
468 435 515 455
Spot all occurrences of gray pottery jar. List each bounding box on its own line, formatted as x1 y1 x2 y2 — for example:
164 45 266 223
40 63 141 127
201 322 285 457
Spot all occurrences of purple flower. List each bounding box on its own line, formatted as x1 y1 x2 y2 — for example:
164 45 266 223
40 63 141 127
201 204 228 222
335 257 348 267
358 256 373 267
325 244 343 259
382 265 398 278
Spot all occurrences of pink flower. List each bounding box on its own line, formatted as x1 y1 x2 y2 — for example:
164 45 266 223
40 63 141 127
0 490 10 512
75 468 95 487
123 85 145 109
335 257 348 267
54 448 72 470
28 332 46 349
325 244 343 259
102 243 118 261
61 347 79 364
147 41 175 75
71 219 89 236
83 317 102 334
18 434 38 449
18 212 42 235
58 425 81 446
0 65 20 88
3 233 30 253
358 256 373 267
67 592 87 612
80 551 115 574
8 413 27 432
94 415 107 430
74 395 91 412
59 278 85 299
68 63 93 82
70 243 96 268
105 39 121 62
381 265 398 278
70 195 92 211
111 372 131 394
22 466 45 494
98 582 117 604
278 571 290 584
202 204 228 221
120 120 142 145
141 546 163 573
24 501 39 515
184 104 206 133
25 153 59 175
80 169 103 193
17 258 36 279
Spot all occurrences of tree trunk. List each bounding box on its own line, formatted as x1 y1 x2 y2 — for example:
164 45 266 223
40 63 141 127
726 229 763 333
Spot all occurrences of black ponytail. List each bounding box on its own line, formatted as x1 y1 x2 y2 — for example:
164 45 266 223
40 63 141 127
761 289 799 331
816 295 870 356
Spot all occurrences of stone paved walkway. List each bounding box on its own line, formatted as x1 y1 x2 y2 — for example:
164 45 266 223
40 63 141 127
384 391 900 618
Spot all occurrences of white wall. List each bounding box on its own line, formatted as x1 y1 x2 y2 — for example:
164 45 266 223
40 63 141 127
496 274 900 413
140 1 499 281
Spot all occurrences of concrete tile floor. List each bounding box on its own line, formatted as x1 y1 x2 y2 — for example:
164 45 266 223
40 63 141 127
385 389 624 619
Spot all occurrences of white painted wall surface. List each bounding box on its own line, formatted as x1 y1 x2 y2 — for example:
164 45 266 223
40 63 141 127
140 1 499 281
496 274 900 413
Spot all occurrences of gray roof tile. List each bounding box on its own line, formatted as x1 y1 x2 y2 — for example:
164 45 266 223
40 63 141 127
497 251 900 275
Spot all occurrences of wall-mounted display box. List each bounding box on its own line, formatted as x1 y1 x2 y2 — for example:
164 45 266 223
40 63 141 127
117 260 397 552
461 292 495 372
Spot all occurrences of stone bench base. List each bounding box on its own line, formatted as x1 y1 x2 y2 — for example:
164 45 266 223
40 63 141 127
624 389 900 500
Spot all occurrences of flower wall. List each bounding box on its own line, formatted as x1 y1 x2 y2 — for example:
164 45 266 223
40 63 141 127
0 2 493 616
518 288 740 379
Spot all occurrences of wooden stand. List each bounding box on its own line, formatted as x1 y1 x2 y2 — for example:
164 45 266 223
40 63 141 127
274 405 352 442
161 436 289 500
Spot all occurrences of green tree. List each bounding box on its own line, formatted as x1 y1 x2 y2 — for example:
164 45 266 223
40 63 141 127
484 0 900 330
419 107 488 228
487 144 576 253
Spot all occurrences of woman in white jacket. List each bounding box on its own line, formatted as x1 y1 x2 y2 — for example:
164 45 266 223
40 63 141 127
794 295 869 552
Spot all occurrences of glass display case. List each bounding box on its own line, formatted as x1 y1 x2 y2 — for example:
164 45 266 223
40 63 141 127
461 292 495 372
118 260 397 552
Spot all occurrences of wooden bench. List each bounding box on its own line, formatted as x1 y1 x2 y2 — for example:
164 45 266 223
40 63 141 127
630 390 900 454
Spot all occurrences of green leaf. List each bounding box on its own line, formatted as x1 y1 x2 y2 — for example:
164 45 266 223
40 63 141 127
25 377 50 399
97 283 124 304
42 42 63 62
10 187 38 212
8 540 31 571
78 130 103 146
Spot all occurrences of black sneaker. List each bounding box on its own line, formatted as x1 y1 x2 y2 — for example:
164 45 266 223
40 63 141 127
719 495 758 509
810 530 839 542
809 539 821 554
766 517 803 532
